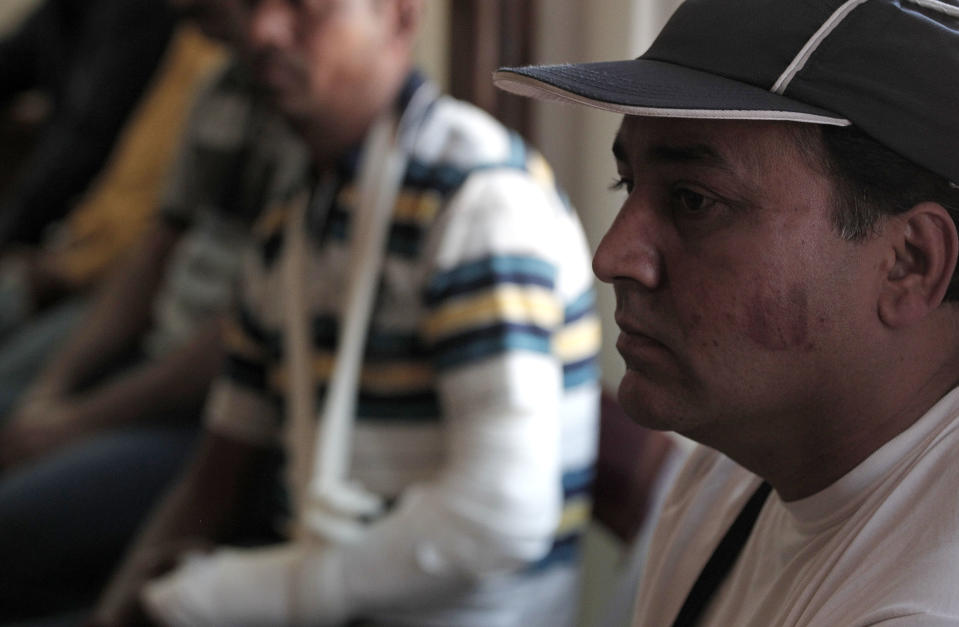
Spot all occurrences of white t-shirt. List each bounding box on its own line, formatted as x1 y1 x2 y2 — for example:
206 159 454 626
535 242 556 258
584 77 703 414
632 386 959 627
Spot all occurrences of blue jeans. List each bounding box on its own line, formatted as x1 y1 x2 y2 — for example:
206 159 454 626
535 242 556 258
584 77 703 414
0 426 198 623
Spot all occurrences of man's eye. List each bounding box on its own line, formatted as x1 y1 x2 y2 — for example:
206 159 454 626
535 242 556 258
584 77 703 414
609 177 633 193
671 188 716 214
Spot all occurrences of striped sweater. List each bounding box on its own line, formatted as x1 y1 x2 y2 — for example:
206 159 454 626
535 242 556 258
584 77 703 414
202 74 601 626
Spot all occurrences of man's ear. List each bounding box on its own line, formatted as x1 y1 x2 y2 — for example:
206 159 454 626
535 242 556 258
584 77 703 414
878 202 959 328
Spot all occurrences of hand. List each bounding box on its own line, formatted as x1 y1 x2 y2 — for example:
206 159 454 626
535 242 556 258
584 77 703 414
0 395 87 469
87 539 212 627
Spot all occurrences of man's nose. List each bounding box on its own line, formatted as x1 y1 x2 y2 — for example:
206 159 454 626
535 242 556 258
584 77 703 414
248 0 294 50
592 200 663 291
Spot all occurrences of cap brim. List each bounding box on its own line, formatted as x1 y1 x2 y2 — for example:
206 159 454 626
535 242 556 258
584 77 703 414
494 59 850 126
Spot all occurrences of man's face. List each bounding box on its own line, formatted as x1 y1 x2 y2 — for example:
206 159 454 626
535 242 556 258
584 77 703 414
244 0 396 141
595 117 885 442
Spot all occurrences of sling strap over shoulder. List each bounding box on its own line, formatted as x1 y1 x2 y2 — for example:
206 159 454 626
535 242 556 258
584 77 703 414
671 480 772 627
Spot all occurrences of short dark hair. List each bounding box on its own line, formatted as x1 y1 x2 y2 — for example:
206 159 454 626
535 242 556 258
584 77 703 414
807 125 959 301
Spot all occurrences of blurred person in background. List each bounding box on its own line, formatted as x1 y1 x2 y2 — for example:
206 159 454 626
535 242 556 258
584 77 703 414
0 0 174 248
0 0 219 419
0 0 291 622
89 1 601 626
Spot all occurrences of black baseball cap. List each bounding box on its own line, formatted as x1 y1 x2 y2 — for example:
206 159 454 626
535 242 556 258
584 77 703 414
494 0 959 184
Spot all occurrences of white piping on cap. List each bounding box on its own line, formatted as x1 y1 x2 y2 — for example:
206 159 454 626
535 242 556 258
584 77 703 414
493 71 852 126
772 0 870 94
774 0 959 94
906 0 959 18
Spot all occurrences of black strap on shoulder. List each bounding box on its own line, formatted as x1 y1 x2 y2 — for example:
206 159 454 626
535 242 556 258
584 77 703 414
671 481 773 627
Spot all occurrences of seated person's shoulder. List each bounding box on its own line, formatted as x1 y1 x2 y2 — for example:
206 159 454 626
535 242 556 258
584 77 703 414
413 96 531 177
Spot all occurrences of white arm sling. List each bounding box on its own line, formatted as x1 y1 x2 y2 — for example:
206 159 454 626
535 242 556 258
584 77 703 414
283 85 434 544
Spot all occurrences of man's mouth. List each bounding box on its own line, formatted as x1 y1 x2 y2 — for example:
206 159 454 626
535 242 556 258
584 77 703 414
615 317 670 369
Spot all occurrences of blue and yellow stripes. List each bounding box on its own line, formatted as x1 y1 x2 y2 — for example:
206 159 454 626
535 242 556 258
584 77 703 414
222 301 275 392
225 284 597 410
257 328 440 422
422 260 599 382
424 284 561 337
326 186 445 259
223 305 272 362
527 465 595 572
423 254 563 371
431 323 553 370
556 289 602 389
253 124 566 271
263 357 440 423
424 255 557 305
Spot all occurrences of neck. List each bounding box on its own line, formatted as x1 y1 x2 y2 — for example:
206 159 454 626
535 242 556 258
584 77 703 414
300 68 409 171
691 337 959 502
294 117 369 175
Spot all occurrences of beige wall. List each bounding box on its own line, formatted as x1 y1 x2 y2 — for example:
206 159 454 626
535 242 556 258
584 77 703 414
414 1 450 92
414 0 682 390
0 0 39 36
532 0 683 394
528 3 682 626
412 3 685 625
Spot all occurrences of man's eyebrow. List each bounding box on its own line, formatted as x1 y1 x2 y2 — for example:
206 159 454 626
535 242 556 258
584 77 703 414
646 143 732 170
612 137 736 173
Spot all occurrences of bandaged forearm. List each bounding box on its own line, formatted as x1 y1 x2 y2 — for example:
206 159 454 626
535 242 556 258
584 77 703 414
143 356 564 625
142 479 555 626
142 461 557 625
144 454 552 627
142 544 349 627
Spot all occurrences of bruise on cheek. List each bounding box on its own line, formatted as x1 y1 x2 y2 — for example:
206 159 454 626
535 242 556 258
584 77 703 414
745 283 810 350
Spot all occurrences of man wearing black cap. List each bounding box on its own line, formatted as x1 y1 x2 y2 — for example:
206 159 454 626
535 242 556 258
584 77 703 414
497 0 959 624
